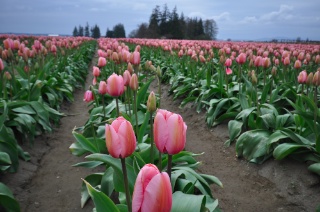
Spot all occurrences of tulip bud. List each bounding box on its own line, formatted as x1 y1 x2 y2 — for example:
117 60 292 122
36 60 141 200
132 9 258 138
306 72 314 86
147 91 157 112
251 72 257 85
0 58 4 71
92 66 100 77
127 62 134 74
312 71 320 86
271 66 277 77
83 90 94 102
99 81 107 95
156 66 162 78
4 71 11 80
130 73 138 91
7 48 13 59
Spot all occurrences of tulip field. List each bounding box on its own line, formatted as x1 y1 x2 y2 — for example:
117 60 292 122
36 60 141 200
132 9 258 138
0 34 320 211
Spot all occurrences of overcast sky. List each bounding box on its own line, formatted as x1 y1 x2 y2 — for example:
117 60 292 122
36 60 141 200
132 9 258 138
1 0 319 41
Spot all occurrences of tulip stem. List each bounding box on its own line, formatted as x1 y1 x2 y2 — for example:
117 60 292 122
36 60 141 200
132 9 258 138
167 154 172 179
150 111 154 164
116 97 120 117
102 95 106 119
133 91 138 137
121 158 132 212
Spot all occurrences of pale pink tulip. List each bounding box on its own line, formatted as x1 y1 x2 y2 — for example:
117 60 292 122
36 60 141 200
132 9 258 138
105 117 136 158
294 60 301 69
83 90 94 102
99 81 107 95
0 58 4 71
129 73 138 91
132 164 172 212
106 73 124 97
98 57 107 67
298 70 307 84
224 58 232 67
236 53 246 65
92 66 100 77
123 70 131 86
154 109 187 155
131 51 140 65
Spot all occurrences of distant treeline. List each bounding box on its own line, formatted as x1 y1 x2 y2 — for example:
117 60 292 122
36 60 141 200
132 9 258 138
72 4 218 40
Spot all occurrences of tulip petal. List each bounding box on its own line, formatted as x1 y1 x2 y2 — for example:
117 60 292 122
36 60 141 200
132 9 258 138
132 164 159 212
154 112 169 153
105 124 122 158
117 121 136 158
141 172 172 212
166 114 186 155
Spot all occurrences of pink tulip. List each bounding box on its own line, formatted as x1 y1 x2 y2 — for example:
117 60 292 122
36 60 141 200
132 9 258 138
83 90 94 102
129 73 138 91
236 53 246 65
99 81 107 95
154 109 187 155
224 58 232 67
105 116 136 158
131 51 140 65
294 60 301 69
123 70 131 86
283 57 290 66
106 73 124 97
92 77 97 85
132 164 172 212
298 70 307 84
226 67 232 75
98 57 107 67
0 58 4 71
92 66 100 77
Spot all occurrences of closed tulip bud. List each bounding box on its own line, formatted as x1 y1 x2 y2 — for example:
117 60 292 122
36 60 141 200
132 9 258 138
98 57 107 67
131 51 140 65
92 77 97 85
92 66 100 77
150 65 156 73
51 45 57 53
283 57 290 65
306 72 314 86
154 109 187 155
199 55 206 63
132 164 172 212
123 70 131 86
251 72 258 85
99 81 107 95
105 116 136 158
271 66 277 77
83 90 94 102
130 73 138 91
294 60 301 69
312 71 320 86
112 52 119 64
315 55 320 64
156 66 162 78
7 48 13 59
147 91 156 112
127 62 134 74
236 53 246 65
4 71 11 80
298 70 307 84
262 58 271 68
0 58 4 71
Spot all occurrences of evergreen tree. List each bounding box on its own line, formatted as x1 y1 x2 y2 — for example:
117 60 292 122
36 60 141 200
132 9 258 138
106 28 114 38
148 5 161 38
159 4 170 37
84 22 90 37
78 25 84 36
113 23 126 38
72 26 78 37
169 6 182 39
203 19 218 40
91 24 101 38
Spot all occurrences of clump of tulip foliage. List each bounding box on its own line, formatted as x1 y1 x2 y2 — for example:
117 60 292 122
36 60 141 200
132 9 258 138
0 34 96 212
119 38 320 177
71 38 223 212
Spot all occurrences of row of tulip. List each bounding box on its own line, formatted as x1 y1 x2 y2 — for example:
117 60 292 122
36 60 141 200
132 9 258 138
0 35 96 212
70 38 222 211
119 38 320 176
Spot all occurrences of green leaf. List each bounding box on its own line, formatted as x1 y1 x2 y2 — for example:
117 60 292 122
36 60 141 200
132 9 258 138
137 78 153 108
0 152 11 165
81 173 103 208
172 191 205 212
0 100 8 131
0 182 21 212
72 132 98 153
199 174 223 188
72 161 104 168
308 163 320 176
82 179 119 212
227 120 243 145
138 111 150 143
273 143 309 160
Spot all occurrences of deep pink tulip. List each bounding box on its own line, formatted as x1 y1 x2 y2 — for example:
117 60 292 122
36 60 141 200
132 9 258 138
236 53 246 65
226 67 232 75
224 58 232 67
105 117 136 158
98 81 107 95
83 90 94 102
132 164 172 212
298 70 307 84
98 56 107 67
106 73 125 97
92 66 100 77
153 109 187 155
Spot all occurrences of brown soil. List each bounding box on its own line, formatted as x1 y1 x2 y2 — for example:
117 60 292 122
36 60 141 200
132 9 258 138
1 63 320 212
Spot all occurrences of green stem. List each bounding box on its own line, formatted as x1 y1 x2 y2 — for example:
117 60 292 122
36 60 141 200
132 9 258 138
102 95 106 120
314 86 318 143
121 158 132 212
150 111 154 164
91 123 100 153
133 91 138 136
116 97 120 117
0 72 3 99
255 84 260 116
157 76 161 108
167 154 172 179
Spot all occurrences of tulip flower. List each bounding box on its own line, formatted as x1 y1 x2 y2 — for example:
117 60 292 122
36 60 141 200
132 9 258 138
83 90 94 102
298 70 307 84
226 67 232 75
131 51 140 65
236 53 246 65
224 58 232 67
105 116 136 158
98 56 107 67
106 116 136 211
123 70 131 86
92 66 100 77
132 164 172 212
106 73 124 97
0 58 4 71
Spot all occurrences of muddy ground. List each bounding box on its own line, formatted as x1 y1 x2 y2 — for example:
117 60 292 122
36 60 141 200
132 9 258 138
1 62 320 212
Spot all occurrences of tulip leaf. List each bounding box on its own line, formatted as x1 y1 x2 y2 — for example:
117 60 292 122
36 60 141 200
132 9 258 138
172 191 204 212
0 152 11 165
308 163 320 176
72 161 104 168
137 78 153 108
0 100 8 132
226 120 243 146
101 167 115 197
81 173 103 208
138 111 150 143
72 132 98 153
199 174 223 188
69 142 88 156
82 179 119 212
273 143 309 160
0 182 21 212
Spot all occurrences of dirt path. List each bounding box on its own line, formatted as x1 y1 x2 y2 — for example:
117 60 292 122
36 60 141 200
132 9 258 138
1 61 320 211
